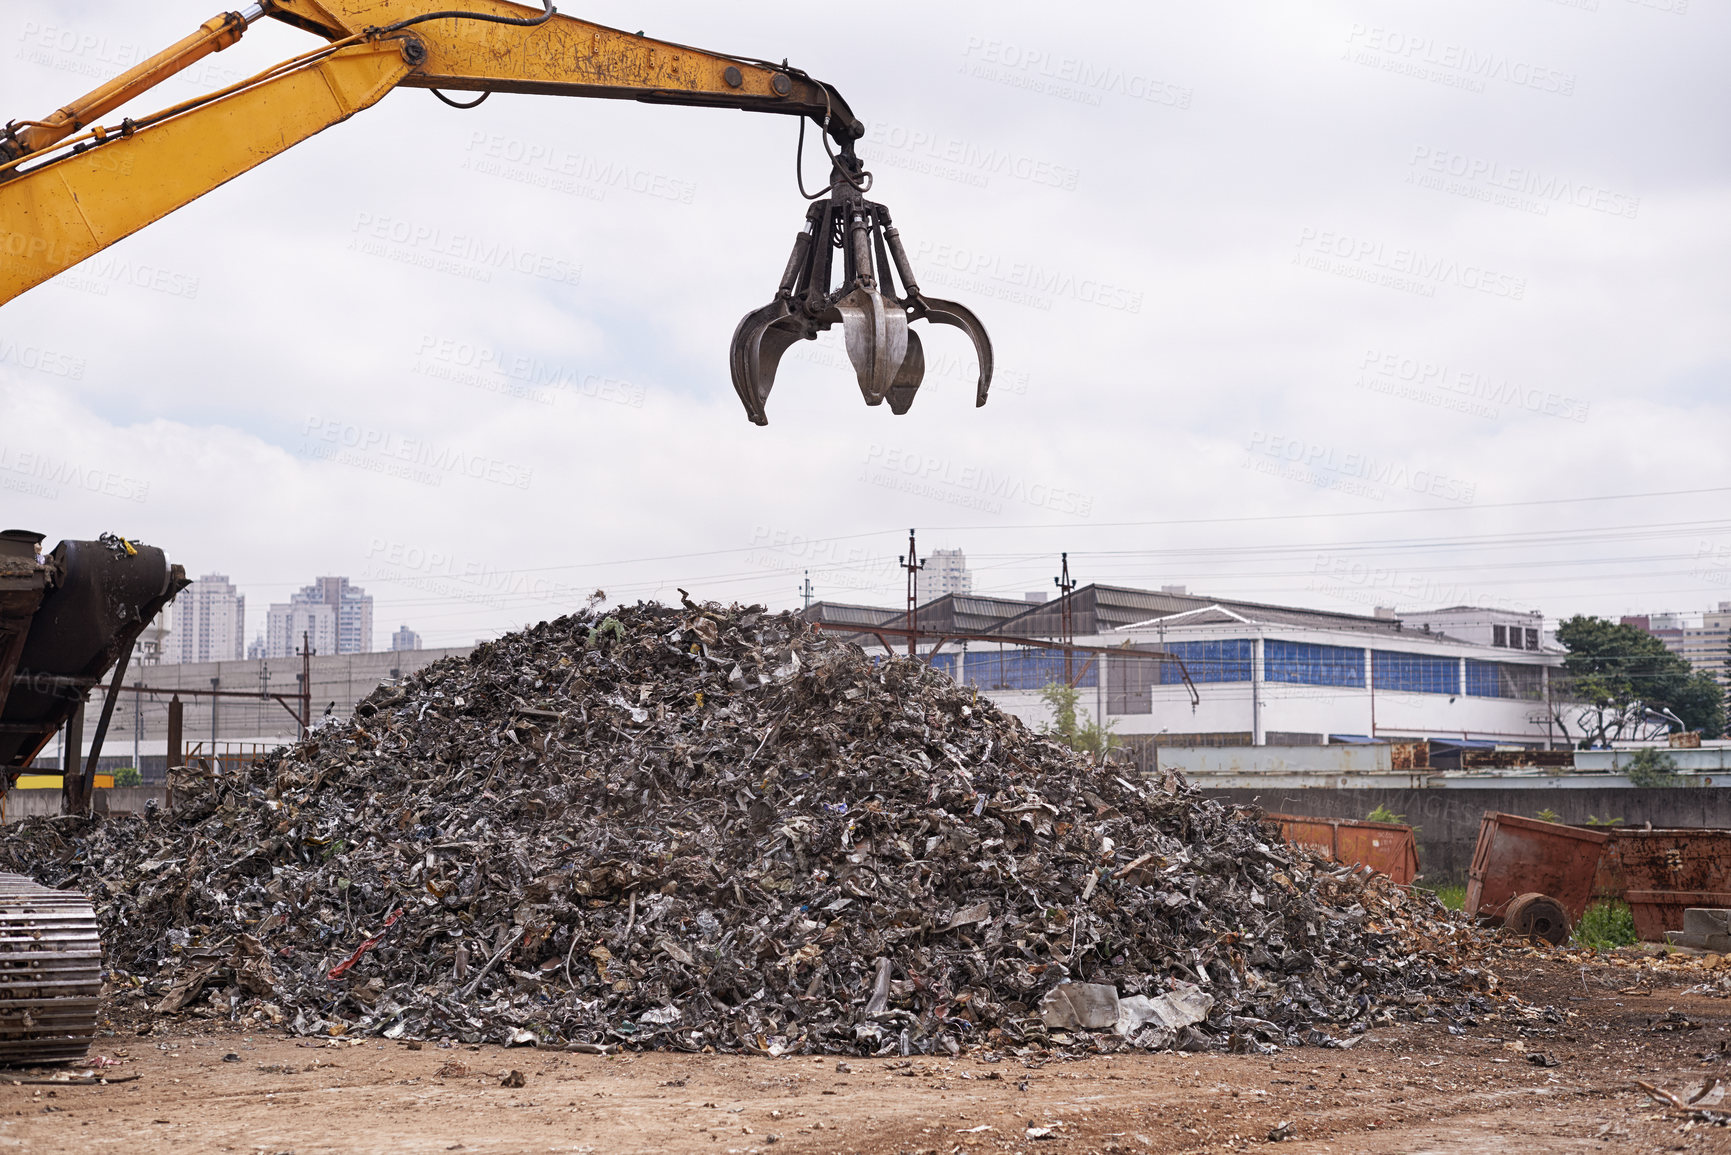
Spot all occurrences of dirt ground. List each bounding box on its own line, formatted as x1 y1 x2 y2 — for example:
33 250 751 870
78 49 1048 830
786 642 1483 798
4 955 1731 1154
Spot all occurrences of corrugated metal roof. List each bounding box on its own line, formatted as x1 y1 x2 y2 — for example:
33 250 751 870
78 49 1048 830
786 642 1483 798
914 593 1033 634
999 585 1404 638
811 584 1415 644
801 601 905 629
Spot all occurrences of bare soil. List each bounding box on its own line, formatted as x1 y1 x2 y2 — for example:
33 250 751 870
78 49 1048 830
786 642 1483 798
4 955 1730 1154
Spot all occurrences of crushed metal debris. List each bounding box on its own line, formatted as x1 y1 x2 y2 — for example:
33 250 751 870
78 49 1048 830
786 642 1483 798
2 602 1491 1054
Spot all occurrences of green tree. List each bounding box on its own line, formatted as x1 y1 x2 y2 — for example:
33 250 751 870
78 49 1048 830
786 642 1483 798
1624 747 1679 788
1553 616 1725 744
112 766 141 788
1037 682 1120 762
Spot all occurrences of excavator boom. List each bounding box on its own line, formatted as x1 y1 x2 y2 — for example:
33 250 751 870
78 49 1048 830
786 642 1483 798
0 1 991 423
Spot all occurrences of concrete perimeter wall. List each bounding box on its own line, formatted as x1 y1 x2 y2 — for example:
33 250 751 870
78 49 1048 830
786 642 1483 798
3 787 168 823
1201 787 1731 884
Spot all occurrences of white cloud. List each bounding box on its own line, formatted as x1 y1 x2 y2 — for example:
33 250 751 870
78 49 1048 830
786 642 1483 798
3 0 1728 646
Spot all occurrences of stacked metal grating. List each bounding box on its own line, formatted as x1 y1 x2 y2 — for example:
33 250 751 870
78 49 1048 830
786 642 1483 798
0 873 101 1064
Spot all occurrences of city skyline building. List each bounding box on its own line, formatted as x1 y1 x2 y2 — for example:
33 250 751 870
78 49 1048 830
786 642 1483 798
922 548 973 599
165 573 245 664
1625 603 1731 689
266 576 373 658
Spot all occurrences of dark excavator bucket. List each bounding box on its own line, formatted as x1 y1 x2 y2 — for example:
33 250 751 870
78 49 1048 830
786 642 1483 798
0 530 187 786
730 153 994 425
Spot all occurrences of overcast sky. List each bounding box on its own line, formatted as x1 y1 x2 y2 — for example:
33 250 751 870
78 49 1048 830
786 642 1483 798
3 0 1728 649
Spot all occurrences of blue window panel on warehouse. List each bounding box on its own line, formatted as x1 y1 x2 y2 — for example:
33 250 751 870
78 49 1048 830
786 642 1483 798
1264 640 1365 688
1373 650 1461 695
1464 660 1545 700
1157 640 1253 684
1465 659 1502 698
958 648 1097 690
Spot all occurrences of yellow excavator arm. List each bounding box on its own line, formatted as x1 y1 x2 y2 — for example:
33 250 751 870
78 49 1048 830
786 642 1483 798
0 1 991 423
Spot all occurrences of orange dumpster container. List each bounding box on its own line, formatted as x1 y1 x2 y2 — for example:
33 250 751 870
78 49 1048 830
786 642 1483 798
1268 813 1420 885
1465 812 1609 924
1598 827 1731 942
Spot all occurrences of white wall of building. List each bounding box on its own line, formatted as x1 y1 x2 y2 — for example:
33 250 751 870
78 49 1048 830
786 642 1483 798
927 617 1562 748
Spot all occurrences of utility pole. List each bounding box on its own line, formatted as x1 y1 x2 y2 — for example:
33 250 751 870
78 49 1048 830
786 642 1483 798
1054 552 1076 683
899 529 925 659
166 695 183 780
799 571 815 612
132 682 141 775
298 630 314 737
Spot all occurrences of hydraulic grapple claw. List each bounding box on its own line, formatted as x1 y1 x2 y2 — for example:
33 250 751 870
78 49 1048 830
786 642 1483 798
727 152 993 425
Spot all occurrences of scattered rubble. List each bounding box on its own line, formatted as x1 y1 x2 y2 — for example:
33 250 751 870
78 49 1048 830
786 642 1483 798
1 601 1487 1055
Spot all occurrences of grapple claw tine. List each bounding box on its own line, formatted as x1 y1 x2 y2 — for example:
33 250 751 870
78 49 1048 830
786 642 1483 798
911 295 994 407
837 287 908 405
729 300 804 426
886 329 925 415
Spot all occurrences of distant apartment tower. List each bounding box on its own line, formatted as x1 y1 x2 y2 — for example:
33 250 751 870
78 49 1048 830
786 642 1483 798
923 549 973 599
267 600 335 659
266 576 373 658
391 625 423 652
1625 605 1731 688
166 574 245 664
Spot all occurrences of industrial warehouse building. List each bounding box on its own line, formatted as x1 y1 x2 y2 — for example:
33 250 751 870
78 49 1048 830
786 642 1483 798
804 585 1565 768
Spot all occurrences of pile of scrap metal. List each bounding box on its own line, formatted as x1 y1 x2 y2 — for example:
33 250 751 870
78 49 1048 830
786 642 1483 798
1 600 1490 1055
0 529 186 1064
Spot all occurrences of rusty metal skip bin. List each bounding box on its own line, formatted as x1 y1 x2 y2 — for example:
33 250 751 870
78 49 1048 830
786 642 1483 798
1465 812 1610 944
1597 827 1731 942
1267 814 1420 885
